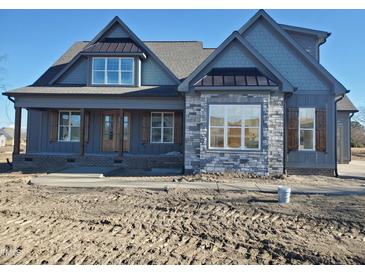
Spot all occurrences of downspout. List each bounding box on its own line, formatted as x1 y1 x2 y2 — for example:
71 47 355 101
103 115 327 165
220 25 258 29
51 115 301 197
334 91 348 177
349 112 356 162
283 89 295 175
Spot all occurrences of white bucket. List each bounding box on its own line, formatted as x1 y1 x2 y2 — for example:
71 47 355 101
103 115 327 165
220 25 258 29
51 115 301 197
278 186 291 204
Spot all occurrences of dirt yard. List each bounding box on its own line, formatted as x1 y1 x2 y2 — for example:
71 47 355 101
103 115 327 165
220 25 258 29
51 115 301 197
352 147 365 161
0 173 364 265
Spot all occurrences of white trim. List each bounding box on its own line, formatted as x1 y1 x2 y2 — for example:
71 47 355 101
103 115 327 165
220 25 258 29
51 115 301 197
298 108 316 151
208 104 261 151
150 112 174 144
91 57 135 86
57 110 81 142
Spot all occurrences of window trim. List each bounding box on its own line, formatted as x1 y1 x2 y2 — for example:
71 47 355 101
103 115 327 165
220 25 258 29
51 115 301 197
57 110 81 142
150 112 174 144
298 107 316 151
208 104 261 151
91 57 135 86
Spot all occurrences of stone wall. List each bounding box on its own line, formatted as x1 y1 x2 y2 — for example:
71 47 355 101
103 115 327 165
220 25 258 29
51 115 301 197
184 91 284 176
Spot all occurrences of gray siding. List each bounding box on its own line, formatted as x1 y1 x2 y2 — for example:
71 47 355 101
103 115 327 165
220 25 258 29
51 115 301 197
57 56 88 85
243 18 330 91
141 58 176 85
286 31 319 60
337 111 351 163
27 109 182 155
286 92 336 169
16 95 184 110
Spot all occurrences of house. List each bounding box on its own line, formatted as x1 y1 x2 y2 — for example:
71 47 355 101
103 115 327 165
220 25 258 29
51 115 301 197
0 134 6 147
2 10 357 176
336 95 358 163
0 127 14 147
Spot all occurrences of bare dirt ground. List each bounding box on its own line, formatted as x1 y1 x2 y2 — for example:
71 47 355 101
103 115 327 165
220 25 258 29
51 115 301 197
352 148 365 161
0 173 364 265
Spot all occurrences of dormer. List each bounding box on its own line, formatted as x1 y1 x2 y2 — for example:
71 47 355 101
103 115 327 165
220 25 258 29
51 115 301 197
49 16 179 87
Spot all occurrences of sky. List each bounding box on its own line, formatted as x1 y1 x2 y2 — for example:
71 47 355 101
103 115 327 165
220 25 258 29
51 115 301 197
0 9 364 128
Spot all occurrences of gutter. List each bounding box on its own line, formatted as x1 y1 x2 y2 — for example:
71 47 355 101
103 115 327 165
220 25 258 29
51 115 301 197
7 96 15 104
334 91 348 177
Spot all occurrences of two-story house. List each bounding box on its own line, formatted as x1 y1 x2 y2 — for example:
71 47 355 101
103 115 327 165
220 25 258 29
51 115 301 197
3 10 357 176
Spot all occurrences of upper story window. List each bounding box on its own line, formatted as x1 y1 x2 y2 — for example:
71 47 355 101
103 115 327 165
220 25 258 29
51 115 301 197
209 104 261 150
299 108 315 150
92 57 134 85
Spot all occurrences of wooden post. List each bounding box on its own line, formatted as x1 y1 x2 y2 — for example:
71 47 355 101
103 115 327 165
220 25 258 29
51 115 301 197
119 109 124 156
80 108 85 156
13 107 21 156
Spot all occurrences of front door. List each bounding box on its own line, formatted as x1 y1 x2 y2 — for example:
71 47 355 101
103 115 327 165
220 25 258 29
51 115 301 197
101 111 131 152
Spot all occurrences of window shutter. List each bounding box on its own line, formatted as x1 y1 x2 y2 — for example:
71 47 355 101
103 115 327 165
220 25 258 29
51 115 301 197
315 108 326 152
141 111 150 144
84 111 90 144
49 110 58 142
174 112 182 144
287 108 298 151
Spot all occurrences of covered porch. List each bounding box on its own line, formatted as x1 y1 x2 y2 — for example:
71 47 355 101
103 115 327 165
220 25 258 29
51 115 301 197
10 90 184 172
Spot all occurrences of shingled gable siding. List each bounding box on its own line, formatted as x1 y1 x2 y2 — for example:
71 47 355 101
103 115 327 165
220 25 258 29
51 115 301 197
141 58 176 85
285 31 319 60
184 91 284 176
56 56 88 85
243 18 330 91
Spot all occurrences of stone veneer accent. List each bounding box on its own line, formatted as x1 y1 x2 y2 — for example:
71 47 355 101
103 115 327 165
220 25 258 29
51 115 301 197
184 91 284 176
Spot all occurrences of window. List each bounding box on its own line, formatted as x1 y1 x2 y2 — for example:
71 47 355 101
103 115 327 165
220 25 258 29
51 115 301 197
299 108 315 150
209 105 261 150
58 111 80 142
92 57 134 85
150 112 174 143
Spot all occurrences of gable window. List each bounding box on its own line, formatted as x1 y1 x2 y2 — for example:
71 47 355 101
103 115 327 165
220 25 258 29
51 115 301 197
150 112 174 143
299 108 315 150
92 57 134 85
58 111 80 142
209 105 261 150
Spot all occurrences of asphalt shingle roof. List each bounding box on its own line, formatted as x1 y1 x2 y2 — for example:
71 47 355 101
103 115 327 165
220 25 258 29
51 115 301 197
337 95 358 112
31 41 214 87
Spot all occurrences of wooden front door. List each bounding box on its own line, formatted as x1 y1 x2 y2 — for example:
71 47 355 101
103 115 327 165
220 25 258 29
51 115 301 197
101 111 131 152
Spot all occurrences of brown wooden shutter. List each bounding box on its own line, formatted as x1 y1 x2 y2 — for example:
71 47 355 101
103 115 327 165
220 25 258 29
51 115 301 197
174 111 183 144
84 111 90 144
315 108 326 152
287 108 299 151
49 110 59 142
141 111 150 144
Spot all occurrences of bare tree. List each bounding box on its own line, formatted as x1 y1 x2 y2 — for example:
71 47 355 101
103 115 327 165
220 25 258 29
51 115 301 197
353 106 365 126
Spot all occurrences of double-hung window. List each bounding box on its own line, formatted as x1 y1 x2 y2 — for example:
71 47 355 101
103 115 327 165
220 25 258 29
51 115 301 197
299 108 315 150
92 57 134 85
209 105 261 150
58 111 80 142
150 112 174 143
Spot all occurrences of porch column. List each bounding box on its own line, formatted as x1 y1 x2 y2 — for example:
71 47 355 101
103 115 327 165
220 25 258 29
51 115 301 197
119 109 124 156
80 108 85 156
13 107 21 156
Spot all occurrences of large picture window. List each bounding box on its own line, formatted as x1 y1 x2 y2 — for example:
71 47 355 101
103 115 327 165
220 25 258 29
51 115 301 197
299 108 315 150
92 57 134 85
58 111 80 142
209 105 261 150
150 112 174 143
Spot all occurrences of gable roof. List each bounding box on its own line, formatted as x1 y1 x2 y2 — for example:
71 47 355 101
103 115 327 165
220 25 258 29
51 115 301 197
337 95 358 112
145 41 214 80
280 24 330 40
238 9 347 94
178 31 294 92
48 16 180 85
